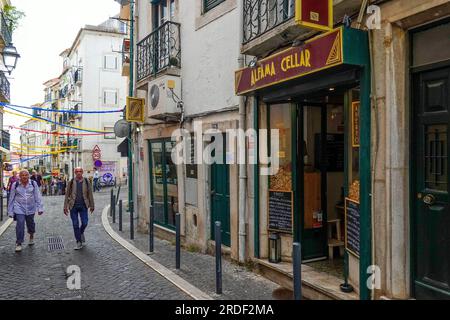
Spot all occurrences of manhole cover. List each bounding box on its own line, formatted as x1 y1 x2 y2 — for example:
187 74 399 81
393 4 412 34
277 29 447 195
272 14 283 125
47 236 65 252
272 287 294 300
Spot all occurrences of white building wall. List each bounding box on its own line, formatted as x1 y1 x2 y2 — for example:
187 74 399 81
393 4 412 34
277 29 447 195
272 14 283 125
180 1 240 116
72 30 127 179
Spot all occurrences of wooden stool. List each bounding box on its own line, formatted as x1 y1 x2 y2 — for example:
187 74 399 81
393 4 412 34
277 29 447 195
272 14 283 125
327 219 344 259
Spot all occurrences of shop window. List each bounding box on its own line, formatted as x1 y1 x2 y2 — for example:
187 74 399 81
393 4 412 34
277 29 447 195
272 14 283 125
150 139 179 229
269 104 292 191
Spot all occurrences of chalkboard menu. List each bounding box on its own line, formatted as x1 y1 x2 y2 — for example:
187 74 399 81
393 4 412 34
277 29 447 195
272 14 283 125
314 133 344 172
345 198 360 257
268 190 293 233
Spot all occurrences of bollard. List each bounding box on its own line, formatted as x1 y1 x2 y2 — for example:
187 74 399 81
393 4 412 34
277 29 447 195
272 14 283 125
119 200 123 232
293 242 302 300
340 250 354 293
215 221 222 294
112 195 116 224
115 186 121 206
149 206 154 253
110 189 114 217
175 213 181 269
130 202 134 240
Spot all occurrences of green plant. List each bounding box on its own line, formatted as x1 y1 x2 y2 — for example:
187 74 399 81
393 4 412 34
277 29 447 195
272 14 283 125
3 4 25 33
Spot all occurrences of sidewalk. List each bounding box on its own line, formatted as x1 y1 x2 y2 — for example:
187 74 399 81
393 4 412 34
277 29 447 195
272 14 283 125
106 207 280 300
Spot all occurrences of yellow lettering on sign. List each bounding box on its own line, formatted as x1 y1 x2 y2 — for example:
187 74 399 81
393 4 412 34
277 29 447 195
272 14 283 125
251 62 276 86
281 49 311 72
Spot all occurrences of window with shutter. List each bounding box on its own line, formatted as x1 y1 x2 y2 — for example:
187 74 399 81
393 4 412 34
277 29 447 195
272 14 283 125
103 89 118 106
204 0 225 13
104 55 118 70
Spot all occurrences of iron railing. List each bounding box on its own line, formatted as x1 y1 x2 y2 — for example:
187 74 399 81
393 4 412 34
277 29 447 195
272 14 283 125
243 0 295 44
136 21 181 82
0 12 12 45
1 130 10 150
0 71 10 102
74 68 83 84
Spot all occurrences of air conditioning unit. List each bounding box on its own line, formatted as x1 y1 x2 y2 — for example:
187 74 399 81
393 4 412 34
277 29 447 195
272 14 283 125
147 75 181 122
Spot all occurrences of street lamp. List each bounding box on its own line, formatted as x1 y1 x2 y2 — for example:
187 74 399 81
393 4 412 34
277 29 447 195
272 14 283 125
2 43 20 74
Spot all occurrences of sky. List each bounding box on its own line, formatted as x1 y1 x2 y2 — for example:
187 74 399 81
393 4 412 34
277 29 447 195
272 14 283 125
5 0 121 143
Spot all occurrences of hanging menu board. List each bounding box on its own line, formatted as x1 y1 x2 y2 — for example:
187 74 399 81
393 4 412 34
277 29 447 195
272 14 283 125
345 197 360 257
314 133 345 172
268 190 293 233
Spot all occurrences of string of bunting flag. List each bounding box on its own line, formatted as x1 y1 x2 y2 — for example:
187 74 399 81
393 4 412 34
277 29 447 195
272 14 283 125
0 102 124 114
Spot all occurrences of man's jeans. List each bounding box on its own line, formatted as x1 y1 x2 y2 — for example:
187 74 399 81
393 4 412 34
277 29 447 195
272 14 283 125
70 205 88 243
16 214 36 245
93 178 99 192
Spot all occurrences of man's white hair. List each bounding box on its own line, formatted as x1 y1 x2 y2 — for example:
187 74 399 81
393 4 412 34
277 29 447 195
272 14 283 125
19 169 30 175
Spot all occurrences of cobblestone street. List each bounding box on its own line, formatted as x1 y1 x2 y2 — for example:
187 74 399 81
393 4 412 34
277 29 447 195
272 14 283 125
0 190 190 300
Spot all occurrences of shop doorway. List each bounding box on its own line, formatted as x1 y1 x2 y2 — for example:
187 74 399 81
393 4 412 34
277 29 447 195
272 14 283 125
210 135 231 247
412 66 450 299
296 96 347 268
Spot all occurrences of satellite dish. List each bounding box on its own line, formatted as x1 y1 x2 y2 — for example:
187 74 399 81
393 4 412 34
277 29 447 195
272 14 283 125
150 84 160 109
114 119 130 138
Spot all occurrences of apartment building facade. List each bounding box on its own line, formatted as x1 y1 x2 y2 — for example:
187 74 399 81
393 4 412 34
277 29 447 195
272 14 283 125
122 0 450 300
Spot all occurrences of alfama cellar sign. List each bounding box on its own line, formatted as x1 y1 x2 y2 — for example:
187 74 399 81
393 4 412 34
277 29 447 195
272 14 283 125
235 27 344 95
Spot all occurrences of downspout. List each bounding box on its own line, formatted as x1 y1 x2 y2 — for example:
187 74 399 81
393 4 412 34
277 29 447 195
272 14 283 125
237 0 247 263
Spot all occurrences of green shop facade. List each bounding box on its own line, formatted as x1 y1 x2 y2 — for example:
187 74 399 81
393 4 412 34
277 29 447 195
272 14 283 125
236 26 372 299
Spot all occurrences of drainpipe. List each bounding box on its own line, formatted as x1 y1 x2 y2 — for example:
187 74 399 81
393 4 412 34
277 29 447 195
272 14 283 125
237 0 247 264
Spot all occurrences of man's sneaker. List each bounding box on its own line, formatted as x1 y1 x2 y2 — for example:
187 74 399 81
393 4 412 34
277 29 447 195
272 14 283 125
74 242 83 250
28 238 34 246
80 234 85 244
15 245 22 252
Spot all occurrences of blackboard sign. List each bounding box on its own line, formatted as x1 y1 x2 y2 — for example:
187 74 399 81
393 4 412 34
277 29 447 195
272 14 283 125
314 133 344 172
268 190 293 233
345 198 360 257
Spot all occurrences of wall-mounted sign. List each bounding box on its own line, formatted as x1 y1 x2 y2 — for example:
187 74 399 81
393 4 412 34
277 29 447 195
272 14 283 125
92 145 101 161
126 96 145 123
268 190 293 234
345 197 360 258
352 101 360 147
235 28 343 95
295 0 333 32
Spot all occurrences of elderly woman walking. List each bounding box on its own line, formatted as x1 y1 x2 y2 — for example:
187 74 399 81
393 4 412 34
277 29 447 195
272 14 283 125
7 169 44 252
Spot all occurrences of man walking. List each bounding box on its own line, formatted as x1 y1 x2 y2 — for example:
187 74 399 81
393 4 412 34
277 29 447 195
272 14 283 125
64 167 94 250
93 168 100 192
7 169 44 253
30 170 42 189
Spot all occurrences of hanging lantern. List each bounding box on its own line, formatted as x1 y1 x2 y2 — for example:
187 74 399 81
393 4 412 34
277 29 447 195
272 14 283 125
269 233 281 263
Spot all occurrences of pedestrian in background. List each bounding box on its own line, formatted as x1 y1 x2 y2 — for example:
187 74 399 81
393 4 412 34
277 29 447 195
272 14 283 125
6 171 18 207
30 170 42 189
64 167 95 250
93 168 100 192
7 169 44 253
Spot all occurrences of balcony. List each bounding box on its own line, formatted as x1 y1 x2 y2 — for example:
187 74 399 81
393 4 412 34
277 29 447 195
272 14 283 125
242 0 362 57
0 12 12 48
0 71 10 102
136 21 181 83
122 38 130 77
74 68 83 85
59 85 68 98
1 130 10 151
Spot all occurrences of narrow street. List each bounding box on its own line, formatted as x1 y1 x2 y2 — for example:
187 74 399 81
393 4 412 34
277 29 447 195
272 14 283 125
0 190 189 300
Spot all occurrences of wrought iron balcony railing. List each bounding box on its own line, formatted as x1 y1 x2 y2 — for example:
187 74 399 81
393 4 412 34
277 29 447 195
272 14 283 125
1 130 10 151
74 68 83 84
243 0 295 44
0 71 10 102
136 21 181 82
0 12 12 45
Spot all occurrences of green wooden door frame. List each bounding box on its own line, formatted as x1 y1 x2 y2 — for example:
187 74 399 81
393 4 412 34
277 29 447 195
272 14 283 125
148 138 175 230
